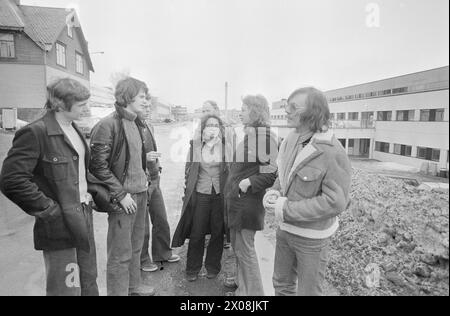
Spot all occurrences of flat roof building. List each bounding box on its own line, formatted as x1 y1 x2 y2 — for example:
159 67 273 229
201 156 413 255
271 66 449 175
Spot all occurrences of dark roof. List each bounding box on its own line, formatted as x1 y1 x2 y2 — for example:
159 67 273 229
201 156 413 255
0 0 24 30
0 0 93 72
19 5 71 49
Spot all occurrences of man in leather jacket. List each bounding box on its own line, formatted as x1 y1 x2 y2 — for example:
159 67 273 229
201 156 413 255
89 77 154 296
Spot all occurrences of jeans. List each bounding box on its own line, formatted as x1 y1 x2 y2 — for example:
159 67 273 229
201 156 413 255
186 191 224 276
230 228 264 296
141 177 173 264
43 203 98 296
273 229 330 296
106 192 147 296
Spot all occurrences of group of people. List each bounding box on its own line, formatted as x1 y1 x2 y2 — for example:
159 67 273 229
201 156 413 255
0 76 352 297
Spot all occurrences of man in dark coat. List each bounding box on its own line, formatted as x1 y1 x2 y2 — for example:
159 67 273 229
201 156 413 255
0 78 98 296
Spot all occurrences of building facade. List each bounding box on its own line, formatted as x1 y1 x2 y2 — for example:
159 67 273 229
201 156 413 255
0 0 93 122
150 97 173 122
172 105 188 121
270 66 449 174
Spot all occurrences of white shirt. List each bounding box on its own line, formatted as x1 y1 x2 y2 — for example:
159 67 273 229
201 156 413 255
56 118 90 204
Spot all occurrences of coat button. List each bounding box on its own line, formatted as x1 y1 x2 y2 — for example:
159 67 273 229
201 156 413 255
73 156 78 161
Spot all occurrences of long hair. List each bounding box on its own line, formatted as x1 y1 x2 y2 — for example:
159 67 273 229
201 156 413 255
200 114 225 142
287 87 330 133
242 94 271 127
115 77 149 107
45 78 90 112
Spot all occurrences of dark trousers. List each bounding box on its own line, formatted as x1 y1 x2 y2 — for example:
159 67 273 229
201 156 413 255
141 177 173 263
43 203 98 296
186 191 224 276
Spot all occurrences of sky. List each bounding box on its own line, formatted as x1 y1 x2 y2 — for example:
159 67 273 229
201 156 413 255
22 0 449 110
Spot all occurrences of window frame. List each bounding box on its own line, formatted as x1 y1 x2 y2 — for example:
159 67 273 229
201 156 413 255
375 141 390 153
0 33 16 59
348 112 359 121
56 42 67 68
377 111 392 121
75 51 84 75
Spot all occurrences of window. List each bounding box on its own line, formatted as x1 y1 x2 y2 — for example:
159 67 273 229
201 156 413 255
67 25 73 38
393 87 408 94
348 139 355 147
0 33 15 58
330 113 335 120
394 144 412 156
420 109 445 122
348 112 359 121
56 42 66 67
378 89 392 96
417 147 440 162
377 111 392 121
337 113 346 120
375 142 390 153
396 110 415 121
76 53 84 74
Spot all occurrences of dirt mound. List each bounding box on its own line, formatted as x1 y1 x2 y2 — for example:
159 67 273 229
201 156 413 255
328 169 448 296
264 168 449 296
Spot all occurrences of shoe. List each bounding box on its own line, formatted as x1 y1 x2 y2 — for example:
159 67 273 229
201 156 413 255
167 254 181 263
207 272 218 279
224 277 238 289
129 286 156 296
141 262 159 272
186 274 198 282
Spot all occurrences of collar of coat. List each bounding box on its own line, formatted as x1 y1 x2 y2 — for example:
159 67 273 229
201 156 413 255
114 103 146 125
43 110 82 136
42 110 89 159
279 129 335 194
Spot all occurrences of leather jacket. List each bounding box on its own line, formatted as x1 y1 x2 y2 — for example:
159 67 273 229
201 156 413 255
89 104 147 205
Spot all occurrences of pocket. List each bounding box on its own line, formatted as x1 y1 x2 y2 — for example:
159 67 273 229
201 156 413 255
43 155 69 181
294 166 324 198
42 211 72 241
61 205 91 252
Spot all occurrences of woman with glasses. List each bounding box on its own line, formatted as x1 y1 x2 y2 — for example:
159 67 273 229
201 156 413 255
172 114 231 282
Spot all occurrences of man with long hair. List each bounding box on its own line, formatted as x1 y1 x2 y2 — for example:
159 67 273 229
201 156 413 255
90 77 154 296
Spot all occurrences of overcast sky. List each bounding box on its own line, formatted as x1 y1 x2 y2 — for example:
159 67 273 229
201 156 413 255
23 0 449 110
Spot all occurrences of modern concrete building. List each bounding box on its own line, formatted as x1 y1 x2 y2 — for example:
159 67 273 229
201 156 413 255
0 0 93 121
270 66 449 174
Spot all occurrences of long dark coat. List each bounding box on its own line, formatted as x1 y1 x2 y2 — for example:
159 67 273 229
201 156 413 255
171 137 229 248
223 127 278 231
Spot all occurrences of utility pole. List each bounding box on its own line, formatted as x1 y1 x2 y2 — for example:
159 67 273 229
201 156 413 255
225 81 229 120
